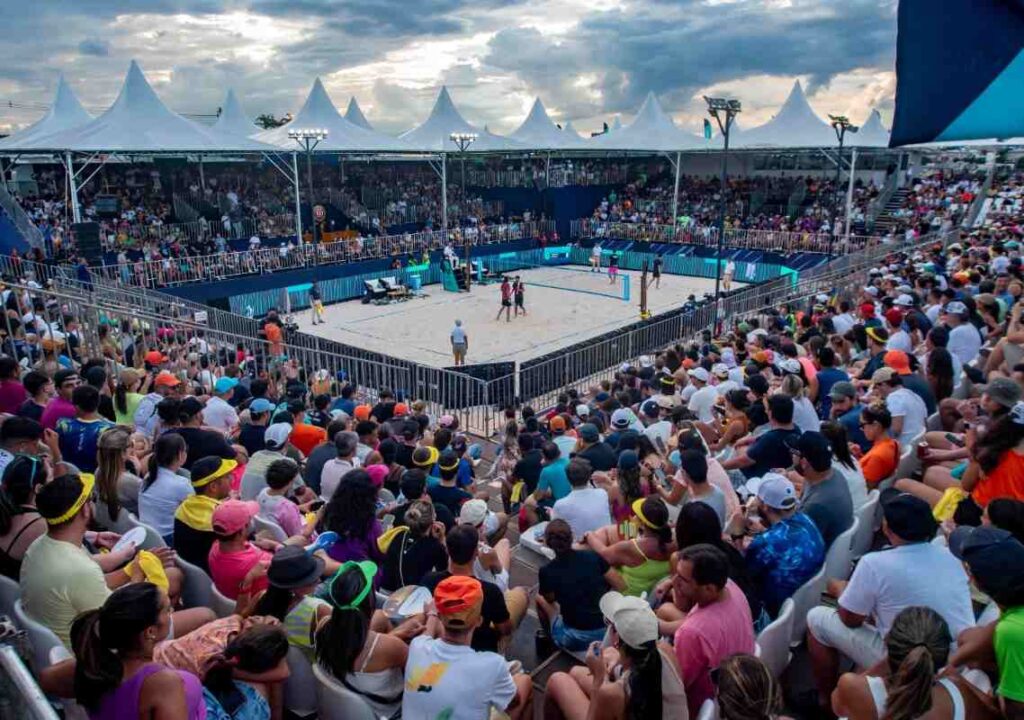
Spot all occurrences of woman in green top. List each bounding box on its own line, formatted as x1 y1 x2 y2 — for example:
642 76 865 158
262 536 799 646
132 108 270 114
113 368 149 426
584 496 674 596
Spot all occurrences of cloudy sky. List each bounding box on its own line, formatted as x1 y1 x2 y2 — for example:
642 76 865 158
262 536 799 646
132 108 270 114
0 0 899 137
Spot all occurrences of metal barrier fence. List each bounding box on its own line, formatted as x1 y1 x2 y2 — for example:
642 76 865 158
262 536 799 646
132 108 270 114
83 213 297 248
571 218 882 255
83 220 555 288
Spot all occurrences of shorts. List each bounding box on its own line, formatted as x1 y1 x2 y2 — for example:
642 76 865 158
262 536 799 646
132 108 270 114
502 298 512 307
452 342 467 355
806 606 886 669
514 297 524 306
551 616 607 651
609 266 618 276
652 268 661 277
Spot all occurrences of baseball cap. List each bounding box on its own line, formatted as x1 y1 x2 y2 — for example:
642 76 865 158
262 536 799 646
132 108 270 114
190 456 238 489
144 350 168 365
549 415 567 432
894 294 914 307
655 395 676 410
249 398 274 414
943 301 968 315
264 422 292 450
434 575 484 629
871 367 898 385
214 377 238 394
983 377 1022 409
863 286 879 297
439 414 456 429
610 408 633 430
211 499 259 535
777 357 801 375
883 350 912 375
859 302 876 318
829 380 857 401
578 423 600 443
755 472 797 511
353 405 371 421
712 363 729 379
879 489 937 542
688 367 710 383
458 499 489 528
154 371 182 388
598 591 659 648
638 355 654 368
788 431 833 472
948 526 1024 601
393 402 409 417
884 308 904 327
640 399 660 419
575 404 591 417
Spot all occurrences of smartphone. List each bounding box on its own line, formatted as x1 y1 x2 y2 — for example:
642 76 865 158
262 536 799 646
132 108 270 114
944 433 965 448
309 500 325 512
654 466 668 488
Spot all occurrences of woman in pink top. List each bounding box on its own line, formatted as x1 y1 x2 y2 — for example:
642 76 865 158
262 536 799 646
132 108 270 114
50 582 207 720
0 357 26 414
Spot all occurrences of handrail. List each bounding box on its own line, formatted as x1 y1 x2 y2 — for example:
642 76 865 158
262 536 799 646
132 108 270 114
865 172 899 229
963 163 997 229
0 183 45 250
172 192 200 223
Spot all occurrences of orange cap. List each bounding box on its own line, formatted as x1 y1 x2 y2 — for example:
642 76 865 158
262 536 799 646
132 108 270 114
154 371 182 388
353 404 372 421
549 416 567 432
433 575 483 628
883 350 912 375
393 402 409 417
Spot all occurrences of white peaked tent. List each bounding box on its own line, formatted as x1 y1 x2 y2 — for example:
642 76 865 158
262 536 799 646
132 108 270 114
211 89 257 137
736 81 835 148
850 109 890 147
593 92 703 151
255 78 408 152
344 97 373 130
0 75 93 150
510 98 588 149
400 87 523 152
563 120 587 141
31 61 271 152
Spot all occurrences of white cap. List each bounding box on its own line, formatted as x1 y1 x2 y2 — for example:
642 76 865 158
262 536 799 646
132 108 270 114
638 355 654 368
894 294 914 307
777 358 801 374
711 363 729 378
264 422 292 450
599 591 659 648
610 408 633 430
688 367 710 383
863 286 879 297
944 301 968 315
751 472 797 510
576 404 591 417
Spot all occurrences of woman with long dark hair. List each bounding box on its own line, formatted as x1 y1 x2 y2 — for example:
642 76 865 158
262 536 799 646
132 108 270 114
832 606 998 720
821 421 869 511
544 590 687 720
67 583 206 718
925 347 956 403
0 455 51 579
315 561 407 718
250 545 330 660
319 469 384 569
139 432 190 544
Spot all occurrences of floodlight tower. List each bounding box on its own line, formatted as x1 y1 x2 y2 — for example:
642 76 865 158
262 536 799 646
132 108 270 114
828 115 858 258
450 132 478 290
704 97 741 301
289 127 328 244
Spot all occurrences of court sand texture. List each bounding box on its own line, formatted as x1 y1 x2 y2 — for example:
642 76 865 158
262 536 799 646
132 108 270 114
295 267 742 368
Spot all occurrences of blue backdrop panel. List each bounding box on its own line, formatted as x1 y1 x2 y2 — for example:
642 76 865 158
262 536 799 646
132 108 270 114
890 0 1024 146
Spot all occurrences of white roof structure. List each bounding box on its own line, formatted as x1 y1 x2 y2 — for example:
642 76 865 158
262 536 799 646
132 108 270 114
0 75 93 150
344 97 373 130
27 61 272 152
510 98 588 149
211 89 257 137
562 120 587 141
850 109 890 147
255 79 408 152
736 81 836 148
593 92 703 151
400 87 523 152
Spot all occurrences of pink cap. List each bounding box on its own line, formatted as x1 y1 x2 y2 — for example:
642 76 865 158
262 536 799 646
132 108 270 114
365 464 389 489
212 500 259 535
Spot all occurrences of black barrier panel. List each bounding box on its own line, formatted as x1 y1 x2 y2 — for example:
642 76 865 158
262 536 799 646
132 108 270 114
441 362 515 410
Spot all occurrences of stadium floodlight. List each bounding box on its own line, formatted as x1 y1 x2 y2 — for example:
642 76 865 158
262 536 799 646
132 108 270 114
704 97 741 301
827 116 858 259
449 132 478 152
289 128 329 245
448 132 478 289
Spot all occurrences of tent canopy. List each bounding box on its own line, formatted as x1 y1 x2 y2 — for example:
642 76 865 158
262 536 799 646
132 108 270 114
399 87 523 152
24 61 272 152
210 89 257 138
0 75 93 151
344 97 373 130
509 98 588 149
593 92 703 151
850 109 891 147
255 78 408 152
736 81 836 148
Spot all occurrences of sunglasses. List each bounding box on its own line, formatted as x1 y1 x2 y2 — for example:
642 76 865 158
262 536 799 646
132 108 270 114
859 420 877 428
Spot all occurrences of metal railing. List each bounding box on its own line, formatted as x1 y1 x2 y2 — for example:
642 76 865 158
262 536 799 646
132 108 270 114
865 172 899 228
84 220 555 288
83 212 297 248
172 193 200 223
0 184 45 250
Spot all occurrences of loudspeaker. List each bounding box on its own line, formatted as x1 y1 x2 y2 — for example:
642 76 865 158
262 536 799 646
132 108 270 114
72 222 101 265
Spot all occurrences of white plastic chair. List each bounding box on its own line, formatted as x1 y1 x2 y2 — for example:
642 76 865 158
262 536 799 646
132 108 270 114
209 582 237 618
926 412 942 432
894 442 921 484
310 661 378 720
284 645 320 717
253 514 288 543
126 513 167 550
175 557 214 610
823 517 859 582
852 490 880 559
788 565 827 646
755 598 795 678
13 600 64 674
696 698 720 720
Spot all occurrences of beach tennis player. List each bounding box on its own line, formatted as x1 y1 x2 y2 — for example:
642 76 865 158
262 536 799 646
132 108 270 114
608 252 619 284
513 276 526 316
590 242 602 272
495 276 513 322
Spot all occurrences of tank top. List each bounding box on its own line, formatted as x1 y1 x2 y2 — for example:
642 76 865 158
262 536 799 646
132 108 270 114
857 675 966 720
89 663 206 720
284 596 329 660
344 632 404 718
620 539 671 597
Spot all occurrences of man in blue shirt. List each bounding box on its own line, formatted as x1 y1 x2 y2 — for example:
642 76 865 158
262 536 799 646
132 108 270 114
56 385 113 473
828 382 870 453
722 395 801 480
745 473 825 618
524 442 570 526
814 347 849 420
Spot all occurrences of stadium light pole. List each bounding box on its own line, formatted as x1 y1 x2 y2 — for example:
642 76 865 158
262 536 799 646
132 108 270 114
289 127 328 244
450 132 478 291
705 96 741 301
828 115 858 259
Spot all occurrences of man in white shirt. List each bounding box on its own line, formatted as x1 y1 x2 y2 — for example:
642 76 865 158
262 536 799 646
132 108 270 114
807 491 974 707
871 368 927 448
942 301 982 366
711 363 739 396
551 458 611 540
640 396 674 450
319 431 361 502
405 575 531 720
202 378 239 434
687 367 719 424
